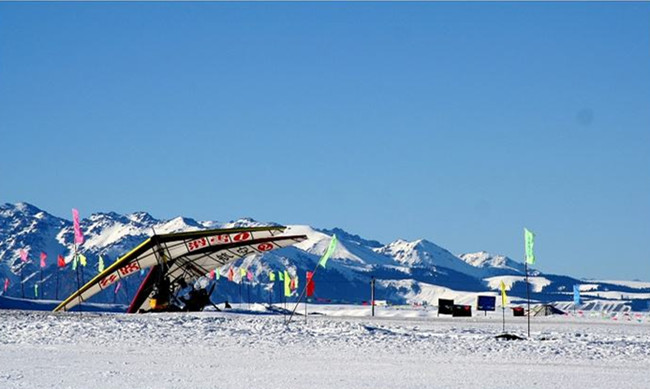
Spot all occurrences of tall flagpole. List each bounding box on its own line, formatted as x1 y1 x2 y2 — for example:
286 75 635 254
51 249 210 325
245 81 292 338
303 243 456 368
286 235 337 325
55 267 60 300
525 261 530 338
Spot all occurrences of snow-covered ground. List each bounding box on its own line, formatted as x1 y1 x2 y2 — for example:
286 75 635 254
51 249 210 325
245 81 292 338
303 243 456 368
1 305 649 389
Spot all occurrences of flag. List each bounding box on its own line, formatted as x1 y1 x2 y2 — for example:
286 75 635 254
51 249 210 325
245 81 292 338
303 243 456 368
72 208 84 245
72 255 78 270
269 271 276 282
278 271 284 281
215 269 220 280
573 285 581 305
524 228 535 265
500 280 508 307
228 268 234 282
3 278 9 292
306 271 315 297
318 235 338 268
283 270 291 297
209 269 215 280
57 254 66 268
114 282 122 295
19 249 28 263
240 267 247 277
294 276 299 290
78 254 87 267
247 270 253 282
34 283 39 298
98 255 105 273
40 252 47 268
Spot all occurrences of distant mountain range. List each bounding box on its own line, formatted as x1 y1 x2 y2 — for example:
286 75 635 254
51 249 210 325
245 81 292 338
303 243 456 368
1 202 649 311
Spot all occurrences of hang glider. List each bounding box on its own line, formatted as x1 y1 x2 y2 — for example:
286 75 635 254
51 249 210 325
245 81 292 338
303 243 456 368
54 226 307 313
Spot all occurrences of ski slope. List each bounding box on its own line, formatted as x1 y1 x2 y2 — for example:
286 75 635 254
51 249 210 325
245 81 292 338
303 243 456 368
1 306 649 389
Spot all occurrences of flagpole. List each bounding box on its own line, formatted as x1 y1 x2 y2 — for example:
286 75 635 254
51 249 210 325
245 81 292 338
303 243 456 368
286 235 337 325
525 261 530 338
20 264 25 298
286 262 320 325
56 268 60 300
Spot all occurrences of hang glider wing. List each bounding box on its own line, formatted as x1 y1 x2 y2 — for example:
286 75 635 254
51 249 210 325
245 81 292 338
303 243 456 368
54 226 306 312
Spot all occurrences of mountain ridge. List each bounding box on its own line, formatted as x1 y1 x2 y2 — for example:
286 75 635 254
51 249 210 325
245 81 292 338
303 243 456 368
0 202 648 311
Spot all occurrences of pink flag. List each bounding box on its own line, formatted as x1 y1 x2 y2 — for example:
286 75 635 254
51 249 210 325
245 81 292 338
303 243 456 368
114 282 122 295
40 252 47 268
209 269 215 280
3 278 9 292
247 270 253 282
19 249 28 263
72 208 84 245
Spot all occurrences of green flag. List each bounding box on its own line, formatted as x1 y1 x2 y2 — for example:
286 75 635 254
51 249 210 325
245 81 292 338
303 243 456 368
34 283 39 298
524 228 535 265
318 235 338 268
283 270 291 297
278 271 284 281
215 269 220 280
98 255 105 273
72 255 78 271
269 271 276 282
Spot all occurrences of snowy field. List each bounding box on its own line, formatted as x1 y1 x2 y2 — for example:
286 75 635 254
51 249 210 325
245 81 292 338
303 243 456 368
1 305 649 389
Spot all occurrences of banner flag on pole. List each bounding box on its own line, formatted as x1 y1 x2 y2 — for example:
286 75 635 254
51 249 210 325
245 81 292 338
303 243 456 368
573 285 581 305
98 255 105 273
269 271 276 282
278 271 284 281
215 269 220 280
209 269 216 280
294 276 299 290
19 249 28 263
318 235 338 268
4 278 9 292
72 255 78 270
57 254 66 268
79 254 87 267
40 252 47 268
306 271 315 297
500 280 508 307
240 267 247 277
524 228 535 265
114 282 122 294
247 270 253 282
228 268 234 282
34 283 39 297
283 270 291 297
72 208 84 245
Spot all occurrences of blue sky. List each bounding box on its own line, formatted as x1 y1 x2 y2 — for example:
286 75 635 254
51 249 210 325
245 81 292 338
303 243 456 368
1 3 649 281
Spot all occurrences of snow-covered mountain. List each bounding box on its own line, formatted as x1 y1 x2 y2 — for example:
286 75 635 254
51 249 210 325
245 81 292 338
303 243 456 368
1 202 648 311
458 251 529 277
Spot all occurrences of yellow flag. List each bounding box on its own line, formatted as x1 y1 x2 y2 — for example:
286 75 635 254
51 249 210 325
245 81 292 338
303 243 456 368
500 280 508 307
283 270 291 297
240 267 247 277
79 254 87 267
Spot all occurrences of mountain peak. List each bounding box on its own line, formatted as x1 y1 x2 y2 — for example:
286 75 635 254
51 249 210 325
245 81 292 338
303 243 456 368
127 211 157 224
2 202 42 216
318 227 383 248
458 251 525 276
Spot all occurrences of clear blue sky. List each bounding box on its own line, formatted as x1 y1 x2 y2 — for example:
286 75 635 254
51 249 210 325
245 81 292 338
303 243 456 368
1 3 649 281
